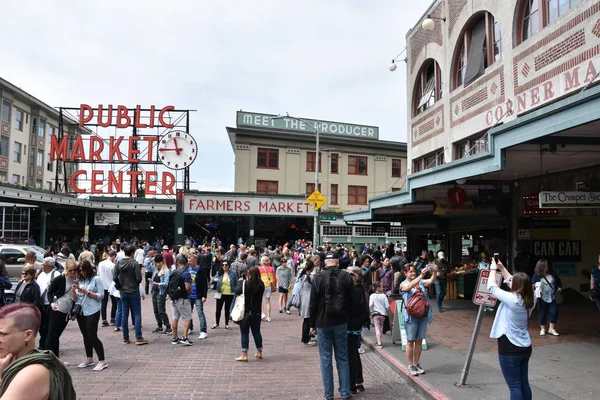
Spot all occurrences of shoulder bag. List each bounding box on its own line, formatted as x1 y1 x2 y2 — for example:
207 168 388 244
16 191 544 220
231 281 246 322
543 276 563 305
70 279 91 320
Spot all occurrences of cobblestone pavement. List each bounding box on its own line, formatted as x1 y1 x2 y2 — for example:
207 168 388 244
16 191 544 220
57 291 424 399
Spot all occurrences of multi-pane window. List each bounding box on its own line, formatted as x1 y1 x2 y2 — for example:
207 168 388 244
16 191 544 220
36 150 44 167
412 148 444 173
348 185 368 205
38 120 46 137
47 153 53 172
392 159 402 177
454 13 501 88
257 180 278 194
305 183 322 196
49 126 56 138
11 174 19 184
348 155 368 175
454 134 489 159
548 0 580 23
306 151 322 172
521 0 581 43
330 184 338 204
13 142 22 163
15 110 24 131
257 148 279 169
0 137 8 157
1 101 10 124
414 61 442 115
330 153 339 174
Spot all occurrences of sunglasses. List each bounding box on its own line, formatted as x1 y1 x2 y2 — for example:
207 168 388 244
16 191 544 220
222 263 229 266
21 272 29 276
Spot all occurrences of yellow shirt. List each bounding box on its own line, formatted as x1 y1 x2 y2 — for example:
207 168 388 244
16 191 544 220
221 273 233 295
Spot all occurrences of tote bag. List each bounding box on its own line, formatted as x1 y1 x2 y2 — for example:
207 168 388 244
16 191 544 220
231 281 246 322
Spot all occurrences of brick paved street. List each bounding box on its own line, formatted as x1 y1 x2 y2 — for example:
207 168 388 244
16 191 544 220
56 292 424 400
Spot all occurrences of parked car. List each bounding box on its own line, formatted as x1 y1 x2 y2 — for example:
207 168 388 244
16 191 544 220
0 244 44 279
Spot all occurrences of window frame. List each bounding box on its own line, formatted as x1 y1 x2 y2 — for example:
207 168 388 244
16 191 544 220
391 158 402 178
330 184 338 205
414 60 443 116
305 183 322 196
306 151 322 172
256 180 278 194
454 133 489 160
520 0 582 44
15 109 24 131
13 142 22 163
36 149 44 167
11 174 20 185
330 153 339 174
1 101 11 124
412 148 444 173
348 185 368 206
256 147 279 169
38 119 46 138
348 155 368 175
452 12 501 90
0 136 8 157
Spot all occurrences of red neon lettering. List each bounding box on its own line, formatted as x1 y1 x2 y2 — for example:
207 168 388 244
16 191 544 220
109 137 124 162
162 172 176 195
79 104 94 126
141 136 158 162
107 171 123 194
145 171 158 195
89 136 104 162
116 105 131 128
50 135 68 161
128 136 140 163
126 171 143 195
134 105 147 128
70 170 87 194
158 106 175 128
90 170 103 194
149 105 156 128
97 104 113 128
70 136 86 162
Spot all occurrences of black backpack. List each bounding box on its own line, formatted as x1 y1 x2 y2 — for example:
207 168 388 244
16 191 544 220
324 269 345 317
166 269 185 300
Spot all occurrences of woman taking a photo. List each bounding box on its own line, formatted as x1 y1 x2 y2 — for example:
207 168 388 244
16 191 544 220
532 259 561 336
72 259 107 371
210 261 237 330
45 260 78 359
15 265 41 309
150 254 171 334
298 260 315 345
234 266 265 362
487 258 536 400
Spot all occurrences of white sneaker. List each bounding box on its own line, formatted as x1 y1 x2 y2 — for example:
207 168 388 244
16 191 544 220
266 317 272 322
358 348 365 354
548 329 560 336
93 361 108 371
198 332 208 340
540 329 546 336
261 313 266 320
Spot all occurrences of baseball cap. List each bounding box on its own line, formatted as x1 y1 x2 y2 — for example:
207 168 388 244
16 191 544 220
324 251 339 260
162 245 169 250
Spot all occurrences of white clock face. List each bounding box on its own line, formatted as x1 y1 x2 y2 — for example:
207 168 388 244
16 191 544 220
158 131 198 170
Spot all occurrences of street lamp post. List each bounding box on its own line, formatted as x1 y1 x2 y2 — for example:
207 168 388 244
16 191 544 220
272 113 320 247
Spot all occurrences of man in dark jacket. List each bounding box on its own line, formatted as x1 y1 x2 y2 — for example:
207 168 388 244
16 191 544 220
346 266 369 394
192 253 210 340
309 251 354 400
113 244 147 345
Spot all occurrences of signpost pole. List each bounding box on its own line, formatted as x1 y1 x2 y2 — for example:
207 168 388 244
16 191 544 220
313 123 320 247
456 304 485 387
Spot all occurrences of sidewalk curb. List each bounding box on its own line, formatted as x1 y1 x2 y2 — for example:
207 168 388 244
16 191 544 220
361 335 451 400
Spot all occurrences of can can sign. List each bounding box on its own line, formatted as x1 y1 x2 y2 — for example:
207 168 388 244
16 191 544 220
472 270 503 307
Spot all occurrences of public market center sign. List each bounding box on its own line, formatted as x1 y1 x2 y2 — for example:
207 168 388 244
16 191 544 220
236 111 379 139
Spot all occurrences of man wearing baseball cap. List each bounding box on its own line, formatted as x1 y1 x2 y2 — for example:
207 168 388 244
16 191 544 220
309 251 354 400
162 245 174 270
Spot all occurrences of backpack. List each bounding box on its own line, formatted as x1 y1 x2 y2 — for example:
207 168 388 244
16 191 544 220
324 269 345 317
405 285 429 319
166 269 185 300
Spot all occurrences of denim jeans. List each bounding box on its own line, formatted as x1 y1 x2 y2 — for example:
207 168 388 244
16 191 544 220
121 291 143 340
194 298 207 333
434 278 447 310
538 299 558 325
347 332 363 388
115 298 122 328
240 314 262 351
317 323 351 399
498 353 532 400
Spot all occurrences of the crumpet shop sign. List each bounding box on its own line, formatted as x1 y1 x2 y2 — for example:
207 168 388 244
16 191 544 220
539 191 600 208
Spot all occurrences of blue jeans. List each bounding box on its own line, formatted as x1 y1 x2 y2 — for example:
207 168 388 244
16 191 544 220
115 298 122 328
498 353 532 400
194 298 207 333
538 299 558 325
317 323 351 399
434 278 447 309
121 291 143 340
240 314 262 352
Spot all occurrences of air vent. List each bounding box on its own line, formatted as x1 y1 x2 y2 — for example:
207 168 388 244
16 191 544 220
287 148 300 154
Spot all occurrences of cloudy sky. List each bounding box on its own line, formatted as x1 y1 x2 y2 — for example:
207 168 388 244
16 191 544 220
1 0 431 193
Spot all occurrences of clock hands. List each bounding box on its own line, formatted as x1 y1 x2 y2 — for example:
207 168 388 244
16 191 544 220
159 138 182 155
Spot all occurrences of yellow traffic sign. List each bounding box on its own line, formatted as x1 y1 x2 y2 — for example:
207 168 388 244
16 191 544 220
306 190 327 211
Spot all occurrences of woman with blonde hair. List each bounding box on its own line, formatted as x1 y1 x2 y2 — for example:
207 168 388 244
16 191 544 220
488 257 536 400
258 255 277 322
46 260 78 358
25 251 43 276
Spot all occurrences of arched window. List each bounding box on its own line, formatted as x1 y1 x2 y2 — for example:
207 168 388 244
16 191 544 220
520 0 582 43
413 60 442 116
453 12 501 89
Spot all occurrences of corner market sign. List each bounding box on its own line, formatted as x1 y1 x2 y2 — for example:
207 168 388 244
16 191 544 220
236 111 379 139
539 191 600 208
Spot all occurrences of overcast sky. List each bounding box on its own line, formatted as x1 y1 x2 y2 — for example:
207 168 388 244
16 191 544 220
0 0 431 193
